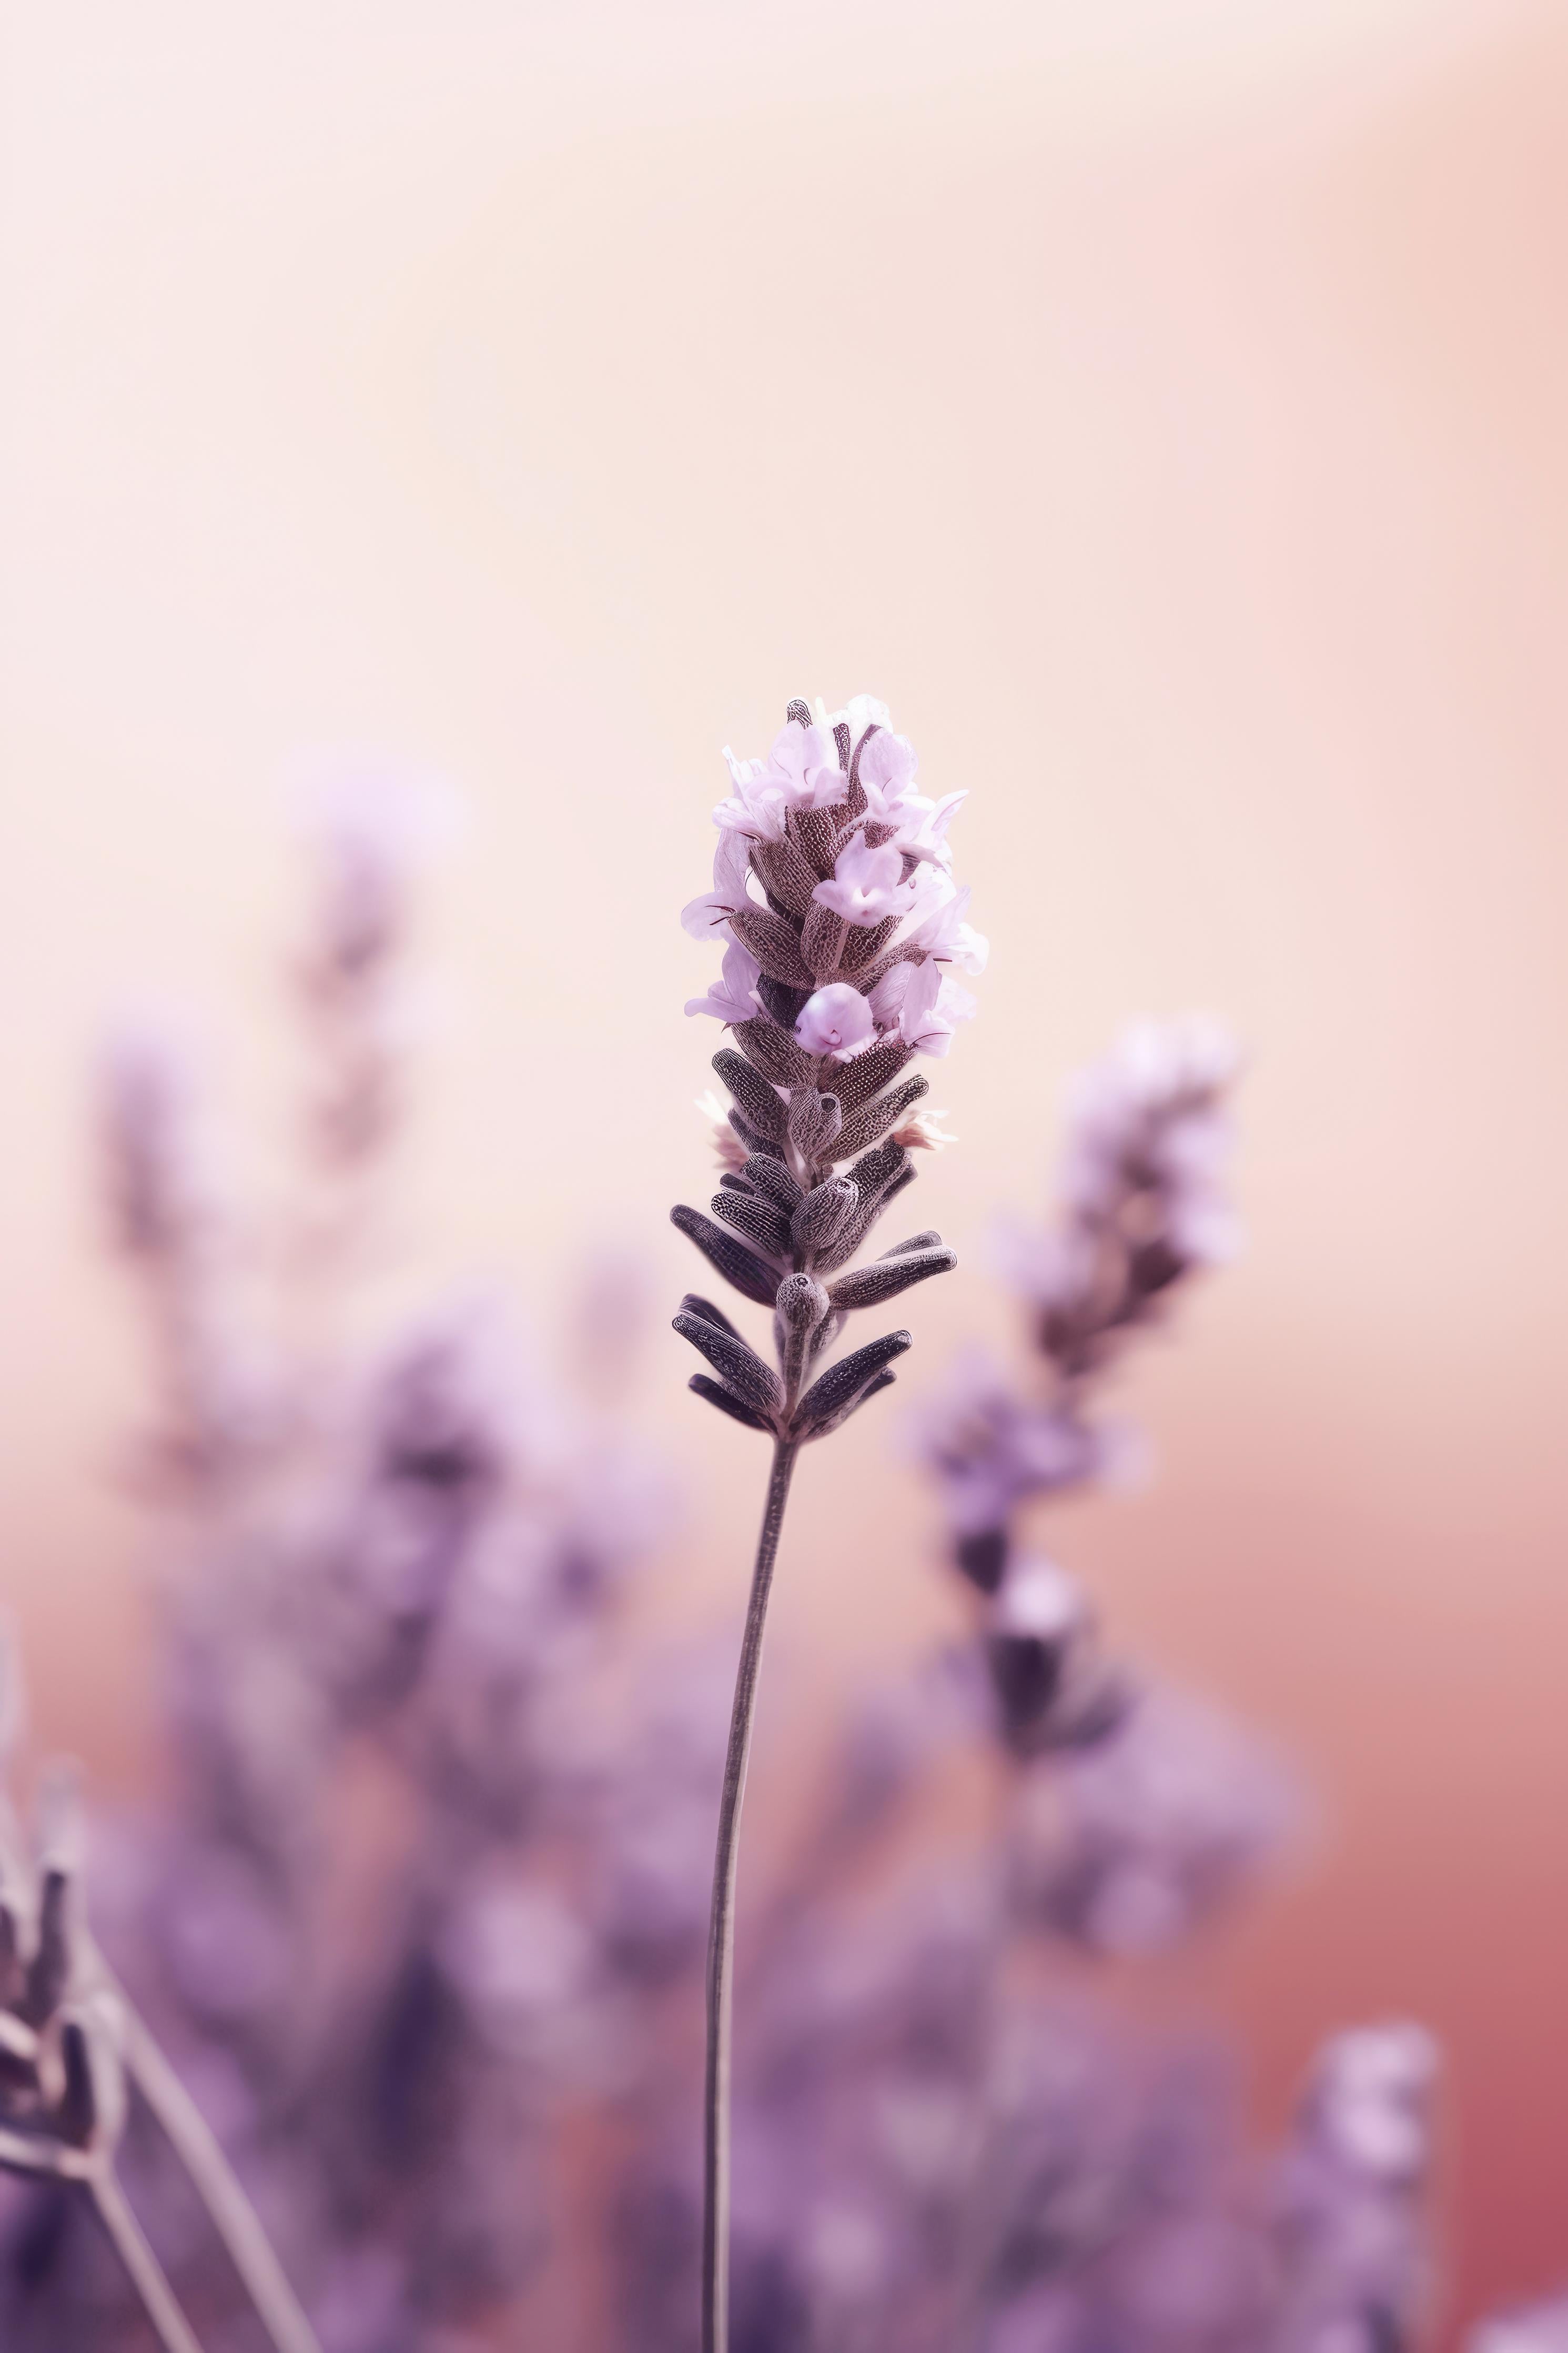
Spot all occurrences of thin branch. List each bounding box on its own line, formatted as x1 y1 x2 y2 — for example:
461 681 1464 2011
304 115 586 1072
87 2165 207 2353
93 1955 322 2353
702 1435 799 2353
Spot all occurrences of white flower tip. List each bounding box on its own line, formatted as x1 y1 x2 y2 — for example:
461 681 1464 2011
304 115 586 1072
696 1092 747 1173
992 1557 1085 1641
894 1106 958 1152
1115 1014 1242 1100
811 692 892 737
286 754 462 865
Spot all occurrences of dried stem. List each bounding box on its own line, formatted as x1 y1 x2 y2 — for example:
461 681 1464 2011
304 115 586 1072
703 1435 799 2353
107 1977 323 2353
87 2165 207 2353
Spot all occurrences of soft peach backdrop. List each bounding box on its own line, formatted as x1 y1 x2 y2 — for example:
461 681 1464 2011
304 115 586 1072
3 1 1566 2336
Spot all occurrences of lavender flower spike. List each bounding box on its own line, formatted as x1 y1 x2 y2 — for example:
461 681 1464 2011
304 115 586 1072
1001 1013 1241 1383
916 1018 1290 1967
673 696 980 2353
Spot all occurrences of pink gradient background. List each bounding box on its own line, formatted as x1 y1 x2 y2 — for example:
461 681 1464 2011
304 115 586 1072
3 1 1566 2336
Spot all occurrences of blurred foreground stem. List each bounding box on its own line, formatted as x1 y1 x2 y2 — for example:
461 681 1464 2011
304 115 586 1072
94 1952 323 2353
703 1436 799 2353
88 2167 206 2353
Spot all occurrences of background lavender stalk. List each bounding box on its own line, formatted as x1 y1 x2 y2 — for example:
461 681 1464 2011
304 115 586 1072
675 695 984 2353
869 1019 1292 2352
916 1018 1282 1956
98 1019 265 1500
288 768 439 1292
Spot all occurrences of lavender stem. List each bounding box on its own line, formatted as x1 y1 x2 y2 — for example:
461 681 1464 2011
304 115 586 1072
702 1434 798 2353
115 1992 323 2353
87 2166 207 2353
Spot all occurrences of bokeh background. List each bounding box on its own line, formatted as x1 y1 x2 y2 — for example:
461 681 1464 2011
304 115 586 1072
2 0 1565 2337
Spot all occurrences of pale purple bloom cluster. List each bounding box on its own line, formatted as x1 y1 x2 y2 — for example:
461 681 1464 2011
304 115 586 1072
684 695 983 1073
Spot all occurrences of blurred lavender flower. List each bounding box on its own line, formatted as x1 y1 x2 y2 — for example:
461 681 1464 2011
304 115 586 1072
1471 2295 1568 2353
618 1879 998 2353
624 1870 1360 2353
582 1651 734 1994
998 1017 1240 1381
117 1286 672 2342
972 2013 1272 2353
1269 2025 1440 2353
1008 1685 1294 1958
925 1016 1238 1567
292 762 451 1185
914 1359 1125 1554
732 1886 996 2353
916 1019 1282 1957
99 1014 268 1493
17 787 675 2349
